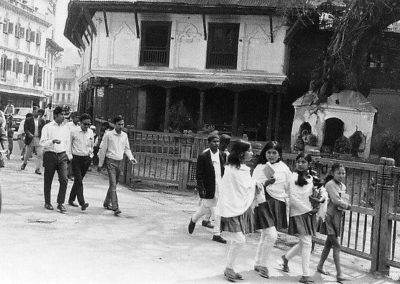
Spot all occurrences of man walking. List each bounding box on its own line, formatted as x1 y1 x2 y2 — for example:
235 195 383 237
44 103 53 123
66 112 80 180
40 106 72 213
67 113 93 210
188 133 227 244
98 115 137 216
21 107 45 174
4 100 14 117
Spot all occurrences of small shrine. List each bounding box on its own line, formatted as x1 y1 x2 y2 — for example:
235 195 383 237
291 90 377 159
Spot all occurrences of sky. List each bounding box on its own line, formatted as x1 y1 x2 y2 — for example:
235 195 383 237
54 0 80 66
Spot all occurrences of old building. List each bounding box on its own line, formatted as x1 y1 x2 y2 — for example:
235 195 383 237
64 0 298 140
44 38 63 105
0 0 61 109
53 64 80 110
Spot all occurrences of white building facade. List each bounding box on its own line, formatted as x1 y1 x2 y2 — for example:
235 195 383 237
65 0 293 139
53 64 80 110
0 0 60 109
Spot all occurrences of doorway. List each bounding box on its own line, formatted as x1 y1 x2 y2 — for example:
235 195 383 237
322 118 344 152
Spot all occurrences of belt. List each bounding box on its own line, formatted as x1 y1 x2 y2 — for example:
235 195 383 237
106 157 123 163
73 154 90 158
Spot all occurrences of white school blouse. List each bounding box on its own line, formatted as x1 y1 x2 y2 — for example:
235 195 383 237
288 172 313 217
216 164 256 218
252 161 291 202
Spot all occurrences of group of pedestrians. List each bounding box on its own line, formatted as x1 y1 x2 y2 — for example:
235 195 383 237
2 103 136 216
189 135 351 283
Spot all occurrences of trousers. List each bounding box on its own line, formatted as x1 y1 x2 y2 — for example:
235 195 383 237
104 157 123 210
68 155 91 206
43 151 69 205
285 234 312 277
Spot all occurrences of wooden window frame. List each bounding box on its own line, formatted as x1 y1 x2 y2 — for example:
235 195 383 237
206 23 240 69
139 21 171 67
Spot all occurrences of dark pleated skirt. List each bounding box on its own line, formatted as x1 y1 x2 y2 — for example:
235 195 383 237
318 213 343 237
221 207 255 234
254 192 287 230
288 212 316 236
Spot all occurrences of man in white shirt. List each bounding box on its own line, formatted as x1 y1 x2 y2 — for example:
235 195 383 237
67 113 93 210
188 133 227 244
40 106 72 213
44 103 53 123
98 115 137 216
65 112 80 180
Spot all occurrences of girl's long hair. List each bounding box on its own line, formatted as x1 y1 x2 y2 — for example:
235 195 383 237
256 141 282 165
324 163 345 185
227 140 251 169
295 152 312 186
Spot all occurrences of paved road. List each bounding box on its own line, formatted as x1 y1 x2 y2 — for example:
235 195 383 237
0 154 398 283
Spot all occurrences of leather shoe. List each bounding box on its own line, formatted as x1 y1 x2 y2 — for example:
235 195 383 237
202 220 214 229
68 201 79 207
212 235 227 244
188 218 196 234
113 208 122 216
35 169 42 175
103 203 113 210
44 203 54 210
57 204 66 213
81 203 89 211
20 163 26 170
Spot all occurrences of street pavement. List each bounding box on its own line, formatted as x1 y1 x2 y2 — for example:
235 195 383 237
0 152 398 283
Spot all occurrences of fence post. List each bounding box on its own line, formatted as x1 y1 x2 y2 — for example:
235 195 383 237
178 135 192 190
371 157 395 275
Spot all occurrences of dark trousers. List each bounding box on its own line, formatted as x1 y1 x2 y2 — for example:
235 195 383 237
43 151 69 205
104 158 123 210
69 155 91 205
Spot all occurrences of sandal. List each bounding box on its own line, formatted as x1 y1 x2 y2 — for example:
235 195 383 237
317 267 330 275
224 268 237 282
281 255 289 272
235 273 244 280
257 266 269 278
299 276 315 283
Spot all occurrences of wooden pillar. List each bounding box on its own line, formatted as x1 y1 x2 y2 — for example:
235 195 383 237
198 90 205 130
232 92 239 136
163 88 171 132
266 93 274 140
371 157 395 275
136 88 147 130
274 92 282 140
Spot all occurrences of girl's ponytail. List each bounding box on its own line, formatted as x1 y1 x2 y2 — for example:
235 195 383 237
294 152 312 186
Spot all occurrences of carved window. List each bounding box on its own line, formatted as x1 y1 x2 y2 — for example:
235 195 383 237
206 23 239 69
140 21 171 67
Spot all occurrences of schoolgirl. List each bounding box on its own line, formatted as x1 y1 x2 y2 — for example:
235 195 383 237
282 152 316 284
252 141 291 278
216 140 262 282
317 163 351 282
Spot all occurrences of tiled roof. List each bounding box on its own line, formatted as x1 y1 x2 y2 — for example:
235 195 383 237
67 0 304 7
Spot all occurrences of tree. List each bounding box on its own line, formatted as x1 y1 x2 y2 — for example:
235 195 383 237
286 0 400 101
